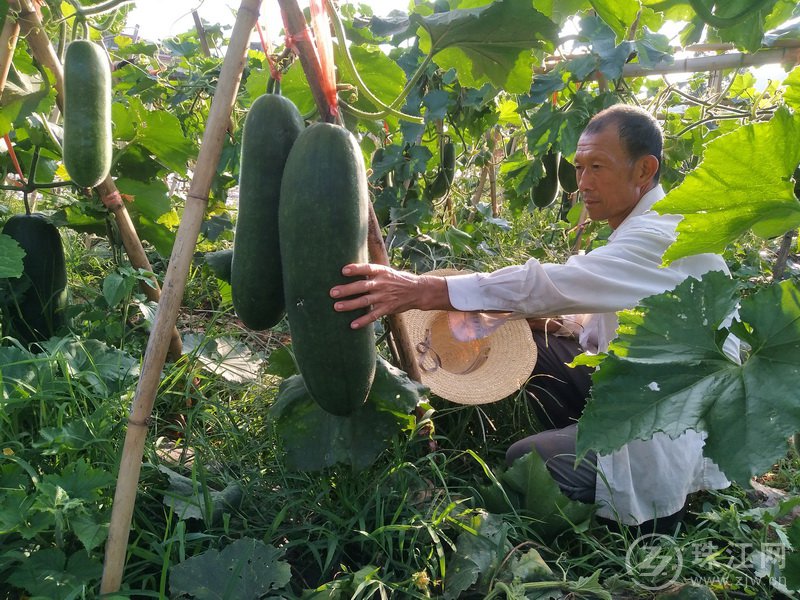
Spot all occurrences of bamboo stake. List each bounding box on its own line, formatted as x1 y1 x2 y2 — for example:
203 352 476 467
99 0 262 591
278 0 422 382
15 0 183 360
0 15 20 95
192 10 212 57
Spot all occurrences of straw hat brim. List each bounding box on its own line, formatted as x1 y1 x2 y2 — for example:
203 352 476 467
404 269 537 405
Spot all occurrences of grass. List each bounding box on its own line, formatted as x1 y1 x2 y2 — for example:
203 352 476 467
2 199 799 599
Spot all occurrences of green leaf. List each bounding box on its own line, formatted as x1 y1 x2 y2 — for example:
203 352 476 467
578 16 635 80
269 357 422 471
7 548 101 600
204 249 233 283
265 345 297 378
577 272 800 485
278 62 318 116
115 177 172 222
102 272 134 308
111 101 137 141
783 65 800 111
40 337 140 395
34 419 96 454
508 548 555 583
71 510 109 551
168 538 291 599
634 27 674 69
138 109 195 176
656 108 800 264
477 450 594 541
42 459 115 502
415 0 559 93
135 216 175 257
158 465 243 524
444 512 509 600
589 0 641 41
0 346 41 400
0 234 25 278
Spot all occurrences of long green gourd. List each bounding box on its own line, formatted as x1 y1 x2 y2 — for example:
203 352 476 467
231 94 304 330
63 40 112 188
1 214 69 346
279 123 376 416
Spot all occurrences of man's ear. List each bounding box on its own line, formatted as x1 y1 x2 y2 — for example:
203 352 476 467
637 154 660 183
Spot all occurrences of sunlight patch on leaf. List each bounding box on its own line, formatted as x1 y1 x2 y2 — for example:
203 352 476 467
655 108 800 264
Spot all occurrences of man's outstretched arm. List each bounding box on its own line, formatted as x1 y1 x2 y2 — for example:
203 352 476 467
330 263 453 329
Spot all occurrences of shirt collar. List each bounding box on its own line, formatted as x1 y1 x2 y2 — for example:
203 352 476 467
609 184 665 239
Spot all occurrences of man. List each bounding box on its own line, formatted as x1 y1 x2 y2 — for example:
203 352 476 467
330 104 732 532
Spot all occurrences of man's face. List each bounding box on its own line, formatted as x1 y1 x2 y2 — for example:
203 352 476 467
574 125 648 229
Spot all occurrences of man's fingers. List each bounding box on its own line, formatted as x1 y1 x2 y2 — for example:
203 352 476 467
350 307 382 329
331 280 368 298
341 263 382 277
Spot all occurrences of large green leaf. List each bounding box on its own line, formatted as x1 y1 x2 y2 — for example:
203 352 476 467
343 44 406 109
415 0 559 93
269 357 422 471
138 109 195 175
112 95 194 175
477 450 594 542
169 538 291 600
0 234 25 279
655 108 800 264
576 271 800 485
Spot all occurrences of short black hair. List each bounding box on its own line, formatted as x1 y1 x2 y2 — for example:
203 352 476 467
584 104 663 182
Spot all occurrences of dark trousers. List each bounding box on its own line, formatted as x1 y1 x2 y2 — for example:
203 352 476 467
505 331 686 534
506 332 596 502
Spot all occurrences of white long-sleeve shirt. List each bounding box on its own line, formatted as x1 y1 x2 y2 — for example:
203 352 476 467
444 185 732 524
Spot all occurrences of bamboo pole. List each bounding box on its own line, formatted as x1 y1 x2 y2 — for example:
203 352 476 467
621 46 800 78
15 0 183 360
0 14 20 95
278 0 422 382
99 0 262 592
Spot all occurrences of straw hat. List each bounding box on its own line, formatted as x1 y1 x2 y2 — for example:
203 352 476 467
403 269 537 405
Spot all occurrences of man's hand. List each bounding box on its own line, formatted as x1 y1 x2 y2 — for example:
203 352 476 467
330 263 452 329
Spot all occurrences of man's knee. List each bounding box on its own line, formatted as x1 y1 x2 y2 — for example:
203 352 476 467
504 428 597 504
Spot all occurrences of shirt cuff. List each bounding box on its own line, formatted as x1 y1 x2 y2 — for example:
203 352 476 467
445 273 487 311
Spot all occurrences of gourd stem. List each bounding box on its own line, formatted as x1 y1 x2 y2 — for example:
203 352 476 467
326 0 423 124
